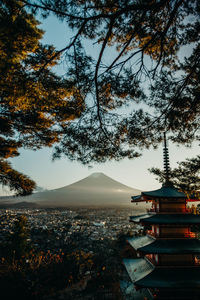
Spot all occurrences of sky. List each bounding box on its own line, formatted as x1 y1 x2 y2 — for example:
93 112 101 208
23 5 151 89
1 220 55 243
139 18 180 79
1 15 199 195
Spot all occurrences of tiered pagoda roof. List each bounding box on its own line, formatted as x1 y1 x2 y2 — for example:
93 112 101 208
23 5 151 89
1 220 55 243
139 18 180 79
132 185 188 202
124 258 200 289
123 133 200 299
130 213 200 225
124 194 200 293
127 236 200 254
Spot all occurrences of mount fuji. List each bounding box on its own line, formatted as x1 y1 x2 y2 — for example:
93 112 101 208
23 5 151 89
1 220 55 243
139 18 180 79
2 173 142 208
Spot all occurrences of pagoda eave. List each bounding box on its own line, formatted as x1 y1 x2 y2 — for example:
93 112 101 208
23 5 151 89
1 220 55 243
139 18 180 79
131 195 152 202
135 266 200 289
130 214 200 225
124 258 200 289
130 214 150 223
127 237 200 254
131 196 200 204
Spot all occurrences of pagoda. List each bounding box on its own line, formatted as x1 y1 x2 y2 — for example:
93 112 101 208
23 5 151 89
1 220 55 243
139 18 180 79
124 134 200 300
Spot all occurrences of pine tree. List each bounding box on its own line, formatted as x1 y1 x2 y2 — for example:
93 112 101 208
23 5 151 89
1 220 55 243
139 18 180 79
22 0 199 165
1 1 199 194
149 155 200 195
0 0 85 195
9 215 31 259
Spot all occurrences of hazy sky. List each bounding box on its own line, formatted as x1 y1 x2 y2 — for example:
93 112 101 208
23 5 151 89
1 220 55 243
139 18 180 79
1 15 199 195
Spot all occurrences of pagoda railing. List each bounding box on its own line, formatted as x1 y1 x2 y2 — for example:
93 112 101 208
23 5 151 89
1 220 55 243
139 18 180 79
147 231 197 238
147 208 192 213
146 255 200 266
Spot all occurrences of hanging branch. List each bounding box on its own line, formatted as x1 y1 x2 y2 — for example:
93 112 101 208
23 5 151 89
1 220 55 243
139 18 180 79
37 20 87 74
94 18 115 128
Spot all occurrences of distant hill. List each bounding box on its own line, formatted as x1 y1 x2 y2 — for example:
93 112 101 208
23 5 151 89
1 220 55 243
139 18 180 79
0 201 40 209
0 173 144 208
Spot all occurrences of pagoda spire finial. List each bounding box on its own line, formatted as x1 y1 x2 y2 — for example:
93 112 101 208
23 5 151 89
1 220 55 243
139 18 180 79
163 132 171 186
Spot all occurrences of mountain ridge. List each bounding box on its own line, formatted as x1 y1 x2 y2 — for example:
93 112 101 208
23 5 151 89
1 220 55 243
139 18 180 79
53 173 140 193
1 173 142 208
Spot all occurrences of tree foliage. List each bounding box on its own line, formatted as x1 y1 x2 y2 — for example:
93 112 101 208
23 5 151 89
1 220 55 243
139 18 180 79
22 0 199 163
1 0 200 194
0 0 85 195
149 155 200 195
9 215 31 258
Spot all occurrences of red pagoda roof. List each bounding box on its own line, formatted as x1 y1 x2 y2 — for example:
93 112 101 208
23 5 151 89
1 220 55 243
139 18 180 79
123 258 200 289
130 213 200 225
131 186 199 202
127 236 200 254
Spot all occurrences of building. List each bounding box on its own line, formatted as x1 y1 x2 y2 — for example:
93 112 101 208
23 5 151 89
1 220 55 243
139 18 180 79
124 134 200 300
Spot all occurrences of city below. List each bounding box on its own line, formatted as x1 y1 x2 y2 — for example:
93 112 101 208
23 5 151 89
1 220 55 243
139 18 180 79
0 207 145 253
